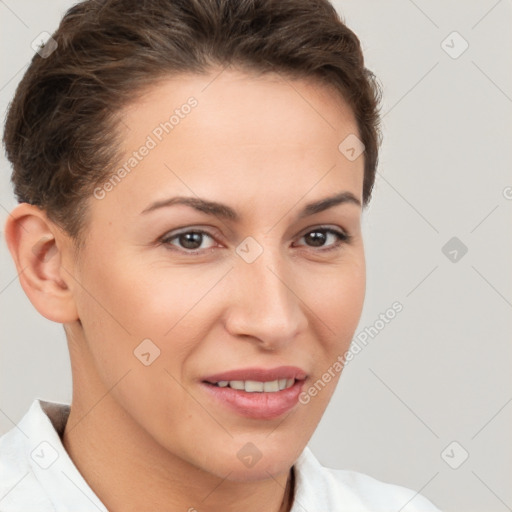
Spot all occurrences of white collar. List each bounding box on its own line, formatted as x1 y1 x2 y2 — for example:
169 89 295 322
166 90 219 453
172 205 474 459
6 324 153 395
17 399 108 511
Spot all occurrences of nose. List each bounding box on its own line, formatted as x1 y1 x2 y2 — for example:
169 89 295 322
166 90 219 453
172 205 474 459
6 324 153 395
224 248 309 350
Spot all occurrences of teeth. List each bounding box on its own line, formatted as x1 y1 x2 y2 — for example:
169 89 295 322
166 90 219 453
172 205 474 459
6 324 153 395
263 380 279 392
213 378 296 392
245 380 264 392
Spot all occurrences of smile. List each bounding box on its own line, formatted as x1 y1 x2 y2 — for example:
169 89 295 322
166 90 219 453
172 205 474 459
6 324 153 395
200 366 308 419
207 378 296 392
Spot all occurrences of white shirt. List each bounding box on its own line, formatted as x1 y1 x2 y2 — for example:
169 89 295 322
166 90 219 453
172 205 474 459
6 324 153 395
0 399 441 511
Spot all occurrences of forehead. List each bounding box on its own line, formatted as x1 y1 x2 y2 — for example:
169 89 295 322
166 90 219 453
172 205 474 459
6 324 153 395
91 69 363 223
121 69 359 146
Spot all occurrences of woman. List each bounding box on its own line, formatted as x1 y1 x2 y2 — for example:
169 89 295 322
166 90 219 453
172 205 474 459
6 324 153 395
1 0 441 510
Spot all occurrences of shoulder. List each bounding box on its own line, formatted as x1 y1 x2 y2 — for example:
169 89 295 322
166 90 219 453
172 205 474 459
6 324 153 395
292 447 441 511
1 399 107 512
322 467 441 511
0 402 55 511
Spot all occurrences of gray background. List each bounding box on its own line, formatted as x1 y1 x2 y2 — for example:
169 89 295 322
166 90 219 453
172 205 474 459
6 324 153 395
1 1 511 511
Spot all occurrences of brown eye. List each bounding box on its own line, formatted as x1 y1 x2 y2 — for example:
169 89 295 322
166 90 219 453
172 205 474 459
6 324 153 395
304 230 328 247
296 228 350 249
162 230 216 251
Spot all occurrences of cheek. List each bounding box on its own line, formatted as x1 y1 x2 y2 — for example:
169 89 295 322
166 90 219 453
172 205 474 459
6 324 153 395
296 250 365 409
307 252 366 341
73 253 229 377
296 258 365 414
79 253 212 331
71 257 203 426
333 264 365 336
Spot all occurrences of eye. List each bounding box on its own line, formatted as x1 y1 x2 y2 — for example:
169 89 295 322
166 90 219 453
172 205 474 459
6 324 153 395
161 230 217 252
295 227 351 250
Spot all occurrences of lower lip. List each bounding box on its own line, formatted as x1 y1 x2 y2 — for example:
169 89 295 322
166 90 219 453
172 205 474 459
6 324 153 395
200 380 305 420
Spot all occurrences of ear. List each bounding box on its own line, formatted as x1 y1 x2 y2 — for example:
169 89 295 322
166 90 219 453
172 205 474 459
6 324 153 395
4 203 79 323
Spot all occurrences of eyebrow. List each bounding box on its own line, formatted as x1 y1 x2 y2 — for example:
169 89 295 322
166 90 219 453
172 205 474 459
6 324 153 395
140 191 361 221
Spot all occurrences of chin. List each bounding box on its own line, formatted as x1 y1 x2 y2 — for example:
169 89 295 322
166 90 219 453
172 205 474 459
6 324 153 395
210 439 302 482
222 460 293 483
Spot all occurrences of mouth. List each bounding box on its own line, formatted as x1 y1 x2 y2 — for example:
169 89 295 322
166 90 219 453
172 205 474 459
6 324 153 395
200 366 307 420
203 378 297 392
201 365 307 384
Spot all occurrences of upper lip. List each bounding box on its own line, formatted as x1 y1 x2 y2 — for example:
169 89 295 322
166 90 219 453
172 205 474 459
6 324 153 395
202 366 307 383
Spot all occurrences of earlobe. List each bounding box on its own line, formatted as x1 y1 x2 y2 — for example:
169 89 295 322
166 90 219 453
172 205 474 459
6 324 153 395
4 203 79 323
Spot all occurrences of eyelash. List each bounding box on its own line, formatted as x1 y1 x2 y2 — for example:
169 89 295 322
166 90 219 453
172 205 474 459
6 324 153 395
159 226 352 255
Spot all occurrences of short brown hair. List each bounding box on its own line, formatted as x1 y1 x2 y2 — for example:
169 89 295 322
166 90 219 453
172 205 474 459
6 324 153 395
3 0 381 245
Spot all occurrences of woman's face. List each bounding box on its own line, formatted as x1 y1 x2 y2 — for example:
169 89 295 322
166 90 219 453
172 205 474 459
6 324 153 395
67 69 366 480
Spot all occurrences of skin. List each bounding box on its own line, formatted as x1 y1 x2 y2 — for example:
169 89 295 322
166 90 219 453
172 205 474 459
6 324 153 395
5 68 366 512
